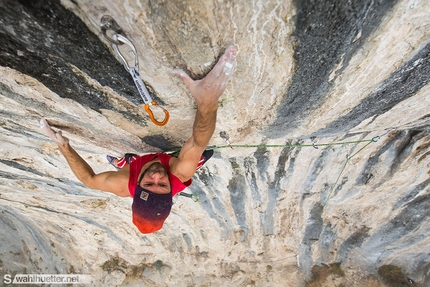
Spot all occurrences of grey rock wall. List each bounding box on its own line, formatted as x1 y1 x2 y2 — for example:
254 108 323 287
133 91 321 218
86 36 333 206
0 0 429 286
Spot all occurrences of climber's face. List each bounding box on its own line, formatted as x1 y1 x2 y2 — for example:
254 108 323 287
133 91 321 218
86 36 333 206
138 162 171 195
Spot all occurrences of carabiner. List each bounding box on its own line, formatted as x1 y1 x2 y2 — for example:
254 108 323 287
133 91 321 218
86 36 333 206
144 101 170 126
191 194 200 202
109 32 170 126
372 136 380 142
179 192 200 203
111 34 139 71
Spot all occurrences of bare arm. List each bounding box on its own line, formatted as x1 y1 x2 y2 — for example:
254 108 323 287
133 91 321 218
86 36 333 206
40 119 129 196
171 46 237 181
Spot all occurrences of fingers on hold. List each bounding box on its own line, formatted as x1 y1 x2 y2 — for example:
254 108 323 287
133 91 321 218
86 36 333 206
223 46 237 62
213 46 236 78
223 62 234 76
224 47 236 69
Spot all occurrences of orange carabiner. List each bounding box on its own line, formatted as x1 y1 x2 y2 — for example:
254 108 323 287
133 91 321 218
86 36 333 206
144 101 170 126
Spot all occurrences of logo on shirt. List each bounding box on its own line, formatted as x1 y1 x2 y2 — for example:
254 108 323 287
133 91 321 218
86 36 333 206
140 191 149 201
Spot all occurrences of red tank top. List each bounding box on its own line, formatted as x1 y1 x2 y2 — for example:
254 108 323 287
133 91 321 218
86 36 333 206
128 153 192 197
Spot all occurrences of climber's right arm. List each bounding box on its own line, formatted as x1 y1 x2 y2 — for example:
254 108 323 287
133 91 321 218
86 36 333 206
40 118 130 197
170 46 236 182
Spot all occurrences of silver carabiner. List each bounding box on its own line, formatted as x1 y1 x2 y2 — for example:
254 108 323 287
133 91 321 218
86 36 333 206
111 34 139 71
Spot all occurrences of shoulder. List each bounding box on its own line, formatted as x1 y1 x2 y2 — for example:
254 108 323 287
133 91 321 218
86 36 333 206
169 156 193 183
100 167 131 197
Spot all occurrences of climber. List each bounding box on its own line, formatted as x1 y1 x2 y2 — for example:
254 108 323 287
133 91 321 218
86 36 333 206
40 46 237 234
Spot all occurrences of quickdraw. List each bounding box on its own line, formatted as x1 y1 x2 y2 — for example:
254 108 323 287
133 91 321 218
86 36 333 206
179 192 200 203
100 16 169 126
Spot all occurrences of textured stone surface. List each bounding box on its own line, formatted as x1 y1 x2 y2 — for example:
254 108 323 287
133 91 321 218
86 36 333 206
0 0 429 286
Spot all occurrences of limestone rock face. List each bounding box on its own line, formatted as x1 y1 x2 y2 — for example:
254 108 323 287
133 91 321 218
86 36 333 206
0 0 429 286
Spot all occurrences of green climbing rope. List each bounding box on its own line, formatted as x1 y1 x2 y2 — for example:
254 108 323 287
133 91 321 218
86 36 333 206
323 136 381 205
169 136 383 204
165 138 376 153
